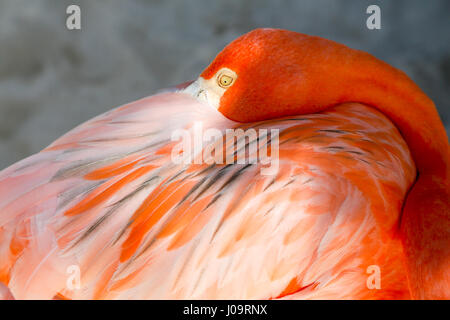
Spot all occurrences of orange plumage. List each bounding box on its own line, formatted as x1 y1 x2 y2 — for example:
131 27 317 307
199 29 450 299
0 28 448 299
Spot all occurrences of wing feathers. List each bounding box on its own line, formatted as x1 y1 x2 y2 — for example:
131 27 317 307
0 95 416 299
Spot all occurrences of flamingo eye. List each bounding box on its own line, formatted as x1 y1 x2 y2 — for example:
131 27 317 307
217 73 234 88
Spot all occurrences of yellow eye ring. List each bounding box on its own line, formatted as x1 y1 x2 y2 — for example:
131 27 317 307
218 74 234 88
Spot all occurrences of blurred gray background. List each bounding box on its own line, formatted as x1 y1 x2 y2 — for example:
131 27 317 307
0 0 449 169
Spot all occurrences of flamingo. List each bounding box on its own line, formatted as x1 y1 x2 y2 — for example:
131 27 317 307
0 28 448 300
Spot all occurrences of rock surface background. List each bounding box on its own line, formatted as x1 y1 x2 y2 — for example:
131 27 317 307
0 0 449 169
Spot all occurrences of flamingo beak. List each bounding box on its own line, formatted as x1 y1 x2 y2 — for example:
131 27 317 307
182 78 221 109
182 79 204 98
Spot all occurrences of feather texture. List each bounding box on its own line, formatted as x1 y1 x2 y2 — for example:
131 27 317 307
0 92 415 299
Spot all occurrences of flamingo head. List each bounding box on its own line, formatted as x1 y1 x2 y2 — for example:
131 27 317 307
183 28 323 122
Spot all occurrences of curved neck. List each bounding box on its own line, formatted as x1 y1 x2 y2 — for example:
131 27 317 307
297 43 450 180
341 63 449 179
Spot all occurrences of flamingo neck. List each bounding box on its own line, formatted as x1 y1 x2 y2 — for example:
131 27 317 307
293 43 450 179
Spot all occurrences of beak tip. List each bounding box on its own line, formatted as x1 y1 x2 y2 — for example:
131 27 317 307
181 79 201 98
175 80 195 90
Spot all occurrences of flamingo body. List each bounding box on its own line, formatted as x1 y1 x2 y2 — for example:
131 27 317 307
192 29 450 299
0 28 448 299
0 92 416 299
